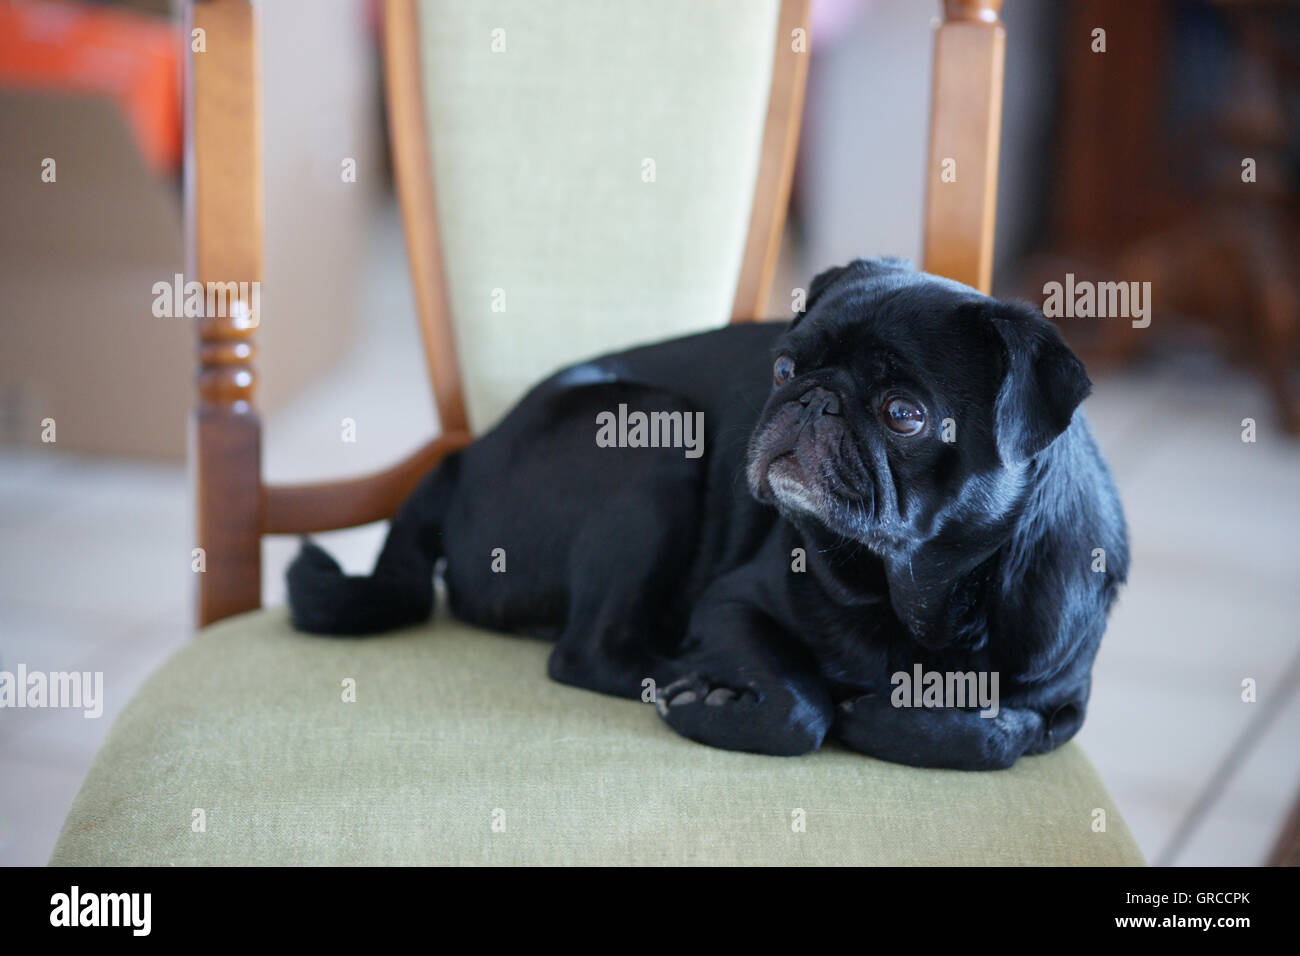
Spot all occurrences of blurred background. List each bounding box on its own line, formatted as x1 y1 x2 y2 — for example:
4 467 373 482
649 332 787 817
1 0 1297 865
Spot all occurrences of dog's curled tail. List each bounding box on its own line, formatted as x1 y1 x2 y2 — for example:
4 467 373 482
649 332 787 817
286 454 460 636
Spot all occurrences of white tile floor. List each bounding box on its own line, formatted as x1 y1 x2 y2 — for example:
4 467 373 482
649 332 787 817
2 209 1298 866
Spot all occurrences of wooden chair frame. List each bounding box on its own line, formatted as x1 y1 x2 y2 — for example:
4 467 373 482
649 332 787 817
187 0 1005 627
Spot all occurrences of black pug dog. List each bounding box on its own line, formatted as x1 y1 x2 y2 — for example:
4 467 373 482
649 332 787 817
288 258 1128 770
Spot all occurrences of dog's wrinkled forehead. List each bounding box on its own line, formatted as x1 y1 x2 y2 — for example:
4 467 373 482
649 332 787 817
785 258 1093 466
788 258 993 368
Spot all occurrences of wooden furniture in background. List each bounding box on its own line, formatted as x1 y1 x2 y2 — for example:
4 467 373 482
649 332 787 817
731 0 813 321
188 0 264 626
189 0 1008 628
923 0 1005 294
382 0 469 437
1030 0 1300 432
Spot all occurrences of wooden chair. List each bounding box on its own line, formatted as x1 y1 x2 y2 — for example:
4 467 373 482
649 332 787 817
193 0 1008 627
52 0 1144 865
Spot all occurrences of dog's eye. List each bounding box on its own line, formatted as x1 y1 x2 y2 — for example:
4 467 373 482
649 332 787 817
884 397 926 435
773 355 796 386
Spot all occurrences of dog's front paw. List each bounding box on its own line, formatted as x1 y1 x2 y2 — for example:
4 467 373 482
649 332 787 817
833 691 1039 770
655 672 828 757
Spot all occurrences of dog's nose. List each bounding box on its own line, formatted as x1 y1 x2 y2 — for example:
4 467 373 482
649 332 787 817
799 386 841 417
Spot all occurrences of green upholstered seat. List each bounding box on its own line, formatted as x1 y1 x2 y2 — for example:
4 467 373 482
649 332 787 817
51 609 1143 865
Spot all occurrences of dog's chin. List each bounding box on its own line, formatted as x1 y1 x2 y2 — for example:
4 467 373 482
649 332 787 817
747 406 889 544
765 455 823 515
751 451 869 541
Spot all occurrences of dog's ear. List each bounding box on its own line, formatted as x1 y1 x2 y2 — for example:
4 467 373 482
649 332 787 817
806 263 855 313
986 302 1091 464
796 258 911 327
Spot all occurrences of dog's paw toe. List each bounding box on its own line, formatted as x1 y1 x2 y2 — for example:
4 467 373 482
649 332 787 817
656 675 702 715
704 687 737 706
654 673 823 756
657 674 749 716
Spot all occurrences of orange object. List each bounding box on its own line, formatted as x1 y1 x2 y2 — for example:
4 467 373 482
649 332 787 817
0 0 181 174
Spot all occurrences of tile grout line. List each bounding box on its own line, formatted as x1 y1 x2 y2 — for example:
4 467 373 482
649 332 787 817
1154 648 1300 866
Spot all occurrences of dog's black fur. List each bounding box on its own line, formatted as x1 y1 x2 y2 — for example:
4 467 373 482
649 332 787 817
288 259 1128 770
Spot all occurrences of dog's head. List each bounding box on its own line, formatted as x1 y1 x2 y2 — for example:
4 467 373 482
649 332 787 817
747 258 1091 555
